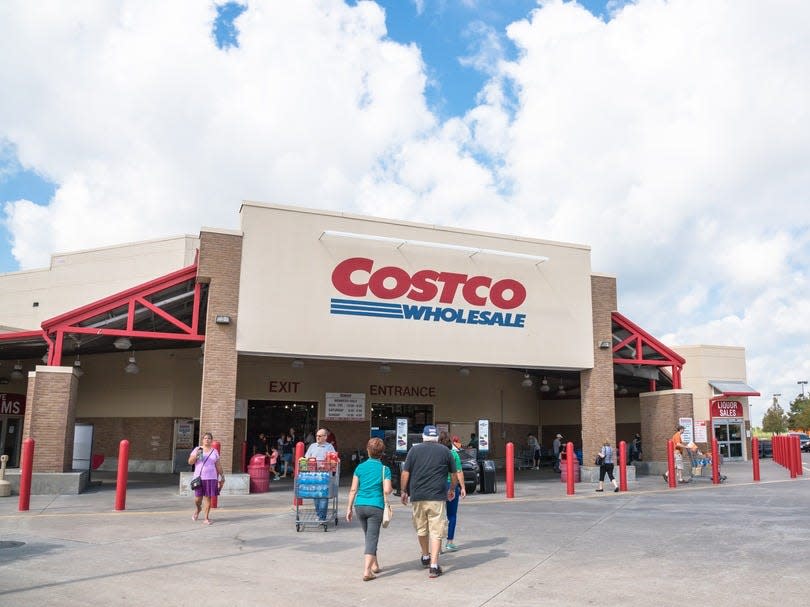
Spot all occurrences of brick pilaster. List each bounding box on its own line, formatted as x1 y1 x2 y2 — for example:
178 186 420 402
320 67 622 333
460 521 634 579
23 367 79 472
581 275 617 464
197 229 243 472
639 390 694 461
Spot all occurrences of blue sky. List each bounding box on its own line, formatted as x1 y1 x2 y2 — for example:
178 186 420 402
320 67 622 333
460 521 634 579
1 1 809 424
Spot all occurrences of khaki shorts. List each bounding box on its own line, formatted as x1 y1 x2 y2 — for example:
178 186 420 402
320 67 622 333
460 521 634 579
411 500 447 539
674 451 683 470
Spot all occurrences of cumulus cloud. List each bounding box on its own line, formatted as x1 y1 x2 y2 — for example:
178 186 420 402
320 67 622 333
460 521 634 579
1 0 809 422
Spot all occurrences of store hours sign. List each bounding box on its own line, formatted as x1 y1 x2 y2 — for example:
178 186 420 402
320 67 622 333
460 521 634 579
325 392 366 421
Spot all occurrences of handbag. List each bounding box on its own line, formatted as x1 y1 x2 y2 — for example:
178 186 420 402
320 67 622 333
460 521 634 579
189 449 212 491
594 455 604 465
381 466 393 528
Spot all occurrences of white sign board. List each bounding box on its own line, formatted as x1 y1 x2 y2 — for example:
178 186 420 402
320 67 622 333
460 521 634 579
176 420 195 449
396 418 408 453
477 419 490 454
679 417 694 444
694 420 708 443
325 392 366 421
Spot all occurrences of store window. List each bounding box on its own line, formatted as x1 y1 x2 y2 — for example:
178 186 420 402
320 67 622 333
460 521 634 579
371 403 433 436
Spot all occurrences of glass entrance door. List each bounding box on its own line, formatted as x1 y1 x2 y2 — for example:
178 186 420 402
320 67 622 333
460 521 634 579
713 419 744 461
1 416 22 467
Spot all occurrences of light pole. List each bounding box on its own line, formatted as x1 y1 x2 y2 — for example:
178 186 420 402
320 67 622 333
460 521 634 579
798 380 808 397
772 393 781 406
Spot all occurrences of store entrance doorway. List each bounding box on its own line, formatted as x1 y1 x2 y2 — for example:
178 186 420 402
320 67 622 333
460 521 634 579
247 400 318 451
0 416 22 467
713 419 744 460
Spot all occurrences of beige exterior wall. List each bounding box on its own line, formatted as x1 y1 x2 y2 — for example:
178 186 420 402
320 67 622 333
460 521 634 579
237 202 595 370
72 348 202 418
0 236 198 331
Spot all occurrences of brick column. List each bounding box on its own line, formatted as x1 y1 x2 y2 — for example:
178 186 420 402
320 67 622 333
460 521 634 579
639 390 694 461
22 366 79 472
197 229 243 473
580 275 617 464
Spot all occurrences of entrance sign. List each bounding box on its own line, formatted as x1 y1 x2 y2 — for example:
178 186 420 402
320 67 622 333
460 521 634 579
325 392 366 421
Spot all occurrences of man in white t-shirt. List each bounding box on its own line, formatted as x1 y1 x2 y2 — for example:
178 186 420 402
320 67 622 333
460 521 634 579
305 428 336 520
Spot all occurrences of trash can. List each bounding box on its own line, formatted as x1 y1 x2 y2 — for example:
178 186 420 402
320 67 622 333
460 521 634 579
479 460 497 494
248 454 270 493
559 453 581 483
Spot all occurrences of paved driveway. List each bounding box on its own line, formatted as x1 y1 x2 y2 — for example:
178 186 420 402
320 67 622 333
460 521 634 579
0 458 808 606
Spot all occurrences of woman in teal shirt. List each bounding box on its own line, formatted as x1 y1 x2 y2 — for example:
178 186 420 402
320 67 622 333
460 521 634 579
346 437 393 581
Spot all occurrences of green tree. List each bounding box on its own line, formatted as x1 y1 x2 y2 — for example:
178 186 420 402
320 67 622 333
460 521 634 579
762 401 788 433
787 395 810 430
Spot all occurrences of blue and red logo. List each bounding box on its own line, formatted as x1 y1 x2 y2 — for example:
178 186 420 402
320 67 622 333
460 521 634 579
330 257 527 328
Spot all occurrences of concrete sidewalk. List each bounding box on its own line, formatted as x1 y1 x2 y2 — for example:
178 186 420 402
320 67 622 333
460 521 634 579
1 457 808 606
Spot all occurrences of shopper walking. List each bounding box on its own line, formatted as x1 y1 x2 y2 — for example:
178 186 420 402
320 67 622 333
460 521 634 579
440 433 466 552
595 439 619 492
400 425 458 578
553 433 563 472
527 433 541 469
663 425 688 484
345 437 393 581
188 432 224 525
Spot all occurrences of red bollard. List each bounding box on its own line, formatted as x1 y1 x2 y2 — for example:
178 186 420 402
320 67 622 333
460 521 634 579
114 439 130 511
18 438 34 512
752 437 760 481
618 440 627 492
211 440 221 508
711 438 720 484
666 440 676 488
790 436 798 478
565 442 575 495
795 436 804 476
505 442 514 499
293 441 305 506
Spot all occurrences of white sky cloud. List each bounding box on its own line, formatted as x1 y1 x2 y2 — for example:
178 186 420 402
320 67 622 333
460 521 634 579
1 0 809 423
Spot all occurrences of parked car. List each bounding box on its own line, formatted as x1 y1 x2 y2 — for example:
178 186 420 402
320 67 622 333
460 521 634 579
383 433 479 495
788 433 810 452
757 439 772 458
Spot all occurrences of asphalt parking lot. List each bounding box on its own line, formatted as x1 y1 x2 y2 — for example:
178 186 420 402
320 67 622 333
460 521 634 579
1 456 808 607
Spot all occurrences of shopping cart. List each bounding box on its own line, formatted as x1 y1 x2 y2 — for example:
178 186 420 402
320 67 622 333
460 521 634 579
515 449 534 470
294 461 340 531
687 448 726 482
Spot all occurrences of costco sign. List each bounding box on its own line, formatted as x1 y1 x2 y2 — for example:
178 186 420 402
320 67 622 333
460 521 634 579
330 257 528 328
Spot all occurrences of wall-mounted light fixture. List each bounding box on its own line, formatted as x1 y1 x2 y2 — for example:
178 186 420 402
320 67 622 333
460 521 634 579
521 373 533 388
598 340 612 349
215 315 231 325
540 377 550 392
458 367 470 377
73 355 85 377
556 378 566 396
291 359 305 369
379 363 392 374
